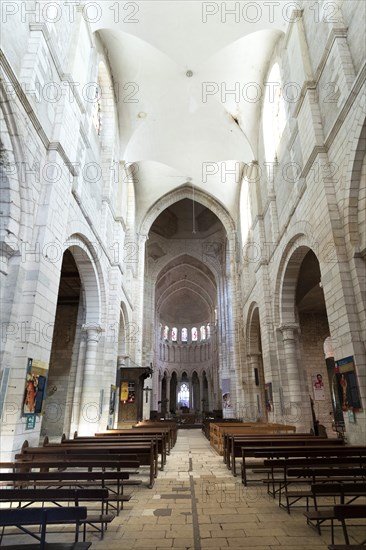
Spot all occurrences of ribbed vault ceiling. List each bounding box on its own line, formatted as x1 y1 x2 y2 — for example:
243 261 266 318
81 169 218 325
92 1 288 222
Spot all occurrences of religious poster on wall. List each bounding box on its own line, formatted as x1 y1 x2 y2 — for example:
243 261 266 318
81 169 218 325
22 358 48 416
222 378 231 408
335 356 362 412
312 373 326 401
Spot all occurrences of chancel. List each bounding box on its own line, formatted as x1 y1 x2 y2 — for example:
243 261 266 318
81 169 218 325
0 1 365 547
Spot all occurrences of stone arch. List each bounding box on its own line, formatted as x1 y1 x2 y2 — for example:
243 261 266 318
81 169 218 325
274 239 335 432
0 81 33 249
63 234 104 326
246 301 261 355
343 120 366 247
118 301 129 359
158 285 213 317
245 302 266 419
139 185 236 241
155 253 219 304
273 228 319 327
280 247 310 326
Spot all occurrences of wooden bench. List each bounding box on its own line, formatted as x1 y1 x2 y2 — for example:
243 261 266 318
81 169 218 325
0 470 136 515
9 457 140 473
286 471 366 514
223 432 317 467
0 488 113 540
240 444 362 486
228 436 341 476
133 421 178 447
0 506 91 549
243 446 366 486
209 422 297 455
303 483 366 542
65 433 167 469
262 458 366 504
16 440 156 488
328 504 366 549
96 426 174 454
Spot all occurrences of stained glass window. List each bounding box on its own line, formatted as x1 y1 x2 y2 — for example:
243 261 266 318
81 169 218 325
206 324 211 339
200 325 206 341
191 327 197 342
181 328 188 342
178 383 189 408
163 325 169 340
171 327 177 342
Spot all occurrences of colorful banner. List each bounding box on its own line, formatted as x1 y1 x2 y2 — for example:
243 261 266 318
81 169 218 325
22 358 48 416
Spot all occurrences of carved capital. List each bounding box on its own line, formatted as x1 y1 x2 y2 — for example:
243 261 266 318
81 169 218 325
278 324 299 341
82 324 104 342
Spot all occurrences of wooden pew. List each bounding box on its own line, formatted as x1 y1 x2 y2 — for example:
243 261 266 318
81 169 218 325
328 504 366 549
209 422 297 455
133 421 178 447
95 427 172 454
284 471 366 515
0 488 113 540
17 440 156 488
261 456 366 505
303 483 366 542
10 458 140 473
0 471 135 515
227 435 342 474
66 433 166 469
241 445 366 486
223 431 315 466
0 506 90 549
232 437 343 478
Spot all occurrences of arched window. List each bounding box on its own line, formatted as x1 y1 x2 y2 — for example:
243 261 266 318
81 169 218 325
206 324 211 340
191 327 198 342
263 63 287 162
163 325 169 340
200 325 206 341
178 383 189 408
181 328 188 343
171 327 177 342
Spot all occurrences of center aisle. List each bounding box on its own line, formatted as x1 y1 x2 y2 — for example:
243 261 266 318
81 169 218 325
90 430 329 550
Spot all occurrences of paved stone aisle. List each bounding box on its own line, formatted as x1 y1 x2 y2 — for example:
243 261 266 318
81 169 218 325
90 430 332 550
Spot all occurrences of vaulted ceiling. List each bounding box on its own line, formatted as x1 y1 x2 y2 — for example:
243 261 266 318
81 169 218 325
150 198 222 324
92 2 288 222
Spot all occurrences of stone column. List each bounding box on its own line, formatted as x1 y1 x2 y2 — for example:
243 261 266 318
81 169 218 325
78 324 103 435
279 324 304 428
166 375 171 413
199 374 204 413
246 352 262 421
69 337 87 436
158 375 162 412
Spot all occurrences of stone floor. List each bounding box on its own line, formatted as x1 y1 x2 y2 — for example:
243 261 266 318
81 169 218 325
2 430 365 549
